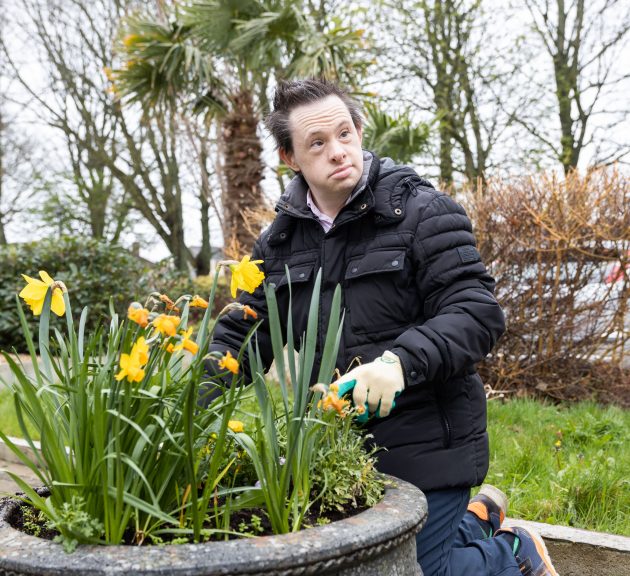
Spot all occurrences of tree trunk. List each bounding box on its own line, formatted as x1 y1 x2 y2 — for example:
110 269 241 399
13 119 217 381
221 90 264 255
196 186 212 276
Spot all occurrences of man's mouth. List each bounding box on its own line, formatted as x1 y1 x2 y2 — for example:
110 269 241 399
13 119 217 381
330 165 353 179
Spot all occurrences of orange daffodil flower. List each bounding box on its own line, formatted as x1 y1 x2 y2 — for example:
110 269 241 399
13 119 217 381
218 351 239 374
242 305 257 320
19 271 66 317
190 295 208 309
159 294 180 313
127 305 150 327
312 383 351 417
116 337 149 382
228 256 264 298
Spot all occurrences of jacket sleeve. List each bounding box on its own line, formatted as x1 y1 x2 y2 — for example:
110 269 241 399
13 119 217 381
204 238 275 388
390 193 505 388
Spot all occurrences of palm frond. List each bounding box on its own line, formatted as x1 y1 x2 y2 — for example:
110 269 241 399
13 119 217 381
362 102 431 165
112 14 228 115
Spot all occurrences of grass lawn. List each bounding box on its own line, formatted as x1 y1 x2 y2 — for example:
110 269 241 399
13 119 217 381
1 385 628 535
484 398 630 536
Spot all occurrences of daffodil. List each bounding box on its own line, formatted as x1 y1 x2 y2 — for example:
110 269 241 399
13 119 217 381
159 294 180 312
173 328 199 355
153 314 180 337
190 295 208 309
218 351 239 374
19 271 66 317
242 305 258 320
228 420 244 433
128 305 150 328
115 337 149 382
229 256 264 298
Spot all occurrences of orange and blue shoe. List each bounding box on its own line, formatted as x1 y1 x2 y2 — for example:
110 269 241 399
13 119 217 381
497 526 560 576
467 484 508 537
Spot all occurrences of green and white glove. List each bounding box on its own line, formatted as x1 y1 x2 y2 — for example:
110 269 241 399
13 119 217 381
333 351 404 422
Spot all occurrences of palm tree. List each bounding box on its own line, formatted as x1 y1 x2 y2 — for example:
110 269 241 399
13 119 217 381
113 0 368 254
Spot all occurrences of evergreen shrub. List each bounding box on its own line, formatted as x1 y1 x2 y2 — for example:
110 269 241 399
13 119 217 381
0 236 148 352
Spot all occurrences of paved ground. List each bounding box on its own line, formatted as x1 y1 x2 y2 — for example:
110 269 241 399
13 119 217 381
0 458 40 495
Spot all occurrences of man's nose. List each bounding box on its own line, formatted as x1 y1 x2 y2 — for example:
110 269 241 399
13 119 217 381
329 141 346 162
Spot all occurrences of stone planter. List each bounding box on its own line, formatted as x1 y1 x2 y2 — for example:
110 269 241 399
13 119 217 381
0 477 427 576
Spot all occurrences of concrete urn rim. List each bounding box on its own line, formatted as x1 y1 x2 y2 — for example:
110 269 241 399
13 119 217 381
0 475 427 576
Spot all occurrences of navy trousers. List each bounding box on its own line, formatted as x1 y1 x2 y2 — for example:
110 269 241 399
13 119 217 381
416 488 522 576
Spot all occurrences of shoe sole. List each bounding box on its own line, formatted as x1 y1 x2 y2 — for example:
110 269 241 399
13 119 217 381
527 529 560 576
478 484 509 519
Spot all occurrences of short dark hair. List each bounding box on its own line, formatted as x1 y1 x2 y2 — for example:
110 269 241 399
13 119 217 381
265 78 363 153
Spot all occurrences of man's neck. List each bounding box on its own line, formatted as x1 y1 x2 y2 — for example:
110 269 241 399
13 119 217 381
308 189 351 220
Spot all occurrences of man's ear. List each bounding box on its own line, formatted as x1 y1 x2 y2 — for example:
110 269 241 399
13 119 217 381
279 148 299 172
357 123 363 144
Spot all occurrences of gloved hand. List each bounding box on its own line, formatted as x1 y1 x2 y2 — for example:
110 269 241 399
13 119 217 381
333 351 404 422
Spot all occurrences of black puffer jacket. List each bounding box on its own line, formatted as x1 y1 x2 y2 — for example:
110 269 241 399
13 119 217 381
209 152 505 491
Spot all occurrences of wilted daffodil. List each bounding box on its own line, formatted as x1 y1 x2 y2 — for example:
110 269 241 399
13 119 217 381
227 256 264 298
115 337 149 382
242 305 258 320
172 328 199 355
159 293 180 312
153 314 180 337
218 351 239 374
190 295 208 309
312 383 351 417
127 303 150 327
19 271 66 317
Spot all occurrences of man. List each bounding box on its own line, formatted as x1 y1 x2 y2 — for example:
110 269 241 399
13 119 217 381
208 79 559 576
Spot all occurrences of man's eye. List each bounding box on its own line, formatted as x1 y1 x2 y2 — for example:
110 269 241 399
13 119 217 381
311 140 323 148
340 130 350 138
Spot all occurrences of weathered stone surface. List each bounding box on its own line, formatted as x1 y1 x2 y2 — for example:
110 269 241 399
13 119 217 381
504 517 630 576
0 477 427 576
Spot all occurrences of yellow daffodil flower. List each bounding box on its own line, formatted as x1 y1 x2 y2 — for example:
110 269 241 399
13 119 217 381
127 305 150 328
229 255 264 298
190 295 208 309
228 420 244 433
19 271 66 317
153 314 180 337
116 337 149 382
173 328 199 355
218 351 239 374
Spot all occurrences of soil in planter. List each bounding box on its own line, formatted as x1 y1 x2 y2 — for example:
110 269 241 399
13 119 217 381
7 497 371 546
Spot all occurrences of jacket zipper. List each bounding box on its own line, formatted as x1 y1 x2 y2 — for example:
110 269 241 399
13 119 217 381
437 403 452 448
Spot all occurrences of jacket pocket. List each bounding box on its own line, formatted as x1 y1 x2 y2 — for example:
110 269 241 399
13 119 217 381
266 263 315 290
344 249 413 334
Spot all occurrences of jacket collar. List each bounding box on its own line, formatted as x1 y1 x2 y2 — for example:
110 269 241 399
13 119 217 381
268 151 432 245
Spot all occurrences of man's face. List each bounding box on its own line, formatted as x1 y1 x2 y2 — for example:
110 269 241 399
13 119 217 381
280 95 364 199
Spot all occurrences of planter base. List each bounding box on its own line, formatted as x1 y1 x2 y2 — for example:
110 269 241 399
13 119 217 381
0 477 427 576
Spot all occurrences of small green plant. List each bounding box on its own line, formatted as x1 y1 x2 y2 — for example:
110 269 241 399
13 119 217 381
48 496 104 553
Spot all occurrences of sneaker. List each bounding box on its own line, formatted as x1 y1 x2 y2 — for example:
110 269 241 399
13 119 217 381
497 526 560 576
467 484 508 536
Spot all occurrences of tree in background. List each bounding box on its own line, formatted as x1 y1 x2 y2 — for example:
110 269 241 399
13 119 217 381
378 0 517 185
1 0 222 272
520 0 630 173
113 0 371 254
0 105 42 245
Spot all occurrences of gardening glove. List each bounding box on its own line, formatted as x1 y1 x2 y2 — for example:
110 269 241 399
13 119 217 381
333 351 404 422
